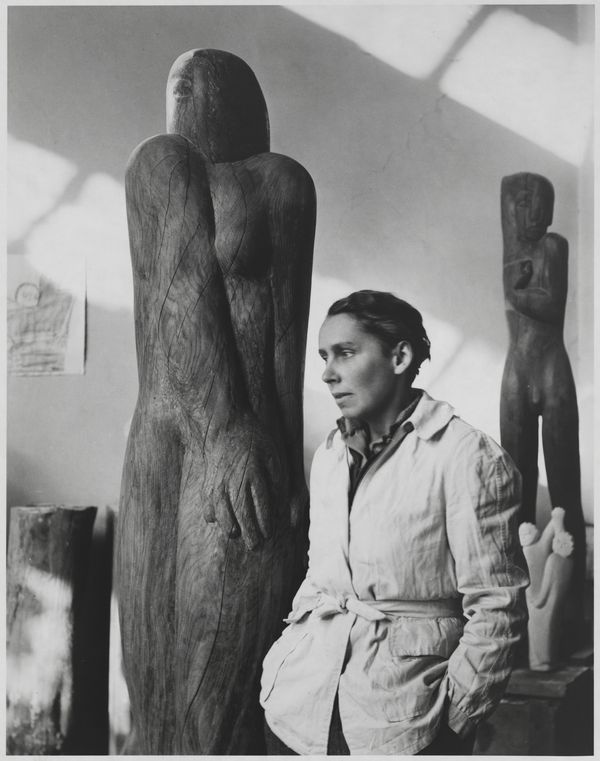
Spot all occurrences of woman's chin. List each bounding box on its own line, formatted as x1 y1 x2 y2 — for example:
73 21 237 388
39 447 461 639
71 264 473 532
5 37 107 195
337 402 360 419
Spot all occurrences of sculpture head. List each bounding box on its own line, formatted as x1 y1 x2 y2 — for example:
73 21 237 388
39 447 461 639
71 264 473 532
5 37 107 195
166 49 270 162
501 173 554 242
519 522 540 547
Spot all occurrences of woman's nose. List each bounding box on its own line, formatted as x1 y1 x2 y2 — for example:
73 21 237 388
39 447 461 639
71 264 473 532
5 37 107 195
321 361 338 384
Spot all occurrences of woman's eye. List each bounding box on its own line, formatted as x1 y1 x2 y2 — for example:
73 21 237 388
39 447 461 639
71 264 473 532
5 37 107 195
341 350 354 357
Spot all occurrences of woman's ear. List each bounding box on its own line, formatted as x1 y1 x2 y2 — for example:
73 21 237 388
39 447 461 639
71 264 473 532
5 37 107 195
392 340 413 376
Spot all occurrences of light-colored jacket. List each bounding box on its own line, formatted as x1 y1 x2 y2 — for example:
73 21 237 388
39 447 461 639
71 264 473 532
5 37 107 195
260 391 529 755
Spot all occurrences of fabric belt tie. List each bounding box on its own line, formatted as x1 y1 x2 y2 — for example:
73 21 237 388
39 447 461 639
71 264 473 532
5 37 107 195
284 593 461 624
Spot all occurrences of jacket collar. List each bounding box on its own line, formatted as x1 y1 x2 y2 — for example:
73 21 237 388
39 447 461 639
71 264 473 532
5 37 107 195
406 389 455 440
336 390 422 458
327 389 455 450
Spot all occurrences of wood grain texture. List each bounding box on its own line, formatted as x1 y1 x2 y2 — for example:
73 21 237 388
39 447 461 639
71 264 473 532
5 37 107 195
116 49 315 754
499 172 586 640
6 505 97 754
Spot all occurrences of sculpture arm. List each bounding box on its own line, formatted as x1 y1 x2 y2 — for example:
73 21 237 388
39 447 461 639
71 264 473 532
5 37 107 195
503 258 533 290
529 553 574 610
126 134 281 548
503 236 568 323
444 434 529 738
267 155 316 527
126 134 238 412
525 508 574 608
521 517 557 597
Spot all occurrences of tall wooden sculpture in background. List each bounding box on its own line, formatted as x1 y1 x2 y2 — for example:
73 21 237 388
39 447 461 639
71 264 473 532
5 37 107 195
500 172 585 643
116 49 316 753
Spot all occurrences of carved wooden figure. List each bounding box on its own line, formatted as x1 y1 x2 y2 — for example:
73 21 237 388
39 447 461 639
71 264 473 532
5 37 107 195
116 49 315 754
500 172 585 636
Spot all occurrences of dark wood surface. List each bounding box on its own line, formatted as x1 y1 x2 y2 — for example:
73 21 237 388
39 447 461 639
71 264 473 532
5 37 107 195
506 664 590 698
499 172 586 633
474 664 593 754
6 505 97 754
116 49 315 754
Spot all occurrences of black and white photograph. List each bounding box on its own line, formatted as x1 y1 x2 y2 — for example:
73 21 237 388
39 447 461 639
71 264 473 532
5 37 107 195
5 2 595 756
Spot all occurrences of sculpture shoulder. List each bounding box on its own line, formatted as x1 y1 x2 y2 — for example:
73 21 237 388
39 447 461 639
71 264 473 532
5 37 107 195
248 152 316 200
541 232 568 256
125 134 214 276
126 133 210 187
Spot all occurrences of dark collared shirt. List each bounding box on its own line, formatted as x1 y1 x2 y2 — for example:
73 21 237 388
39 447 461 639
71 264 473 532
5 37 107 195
336 389 423 505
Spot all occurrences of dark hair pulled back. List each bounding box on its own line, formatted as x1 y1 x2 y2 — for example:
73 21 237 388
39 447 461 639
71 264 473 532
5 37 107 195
327 290 431 382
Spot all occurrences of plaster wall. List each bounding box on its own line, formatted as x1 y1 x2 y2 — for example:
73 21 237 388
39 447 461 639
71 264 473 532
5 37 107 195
7 5 595 529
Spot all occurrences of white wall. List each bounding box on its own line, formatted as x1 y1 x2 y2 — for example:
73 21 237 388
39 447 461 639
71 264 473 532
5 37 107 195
7 4 595 526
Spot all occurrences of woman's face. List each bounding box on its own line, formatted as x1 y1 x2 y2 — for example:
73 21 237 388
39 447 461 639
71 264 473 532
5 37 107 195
318 313 406 429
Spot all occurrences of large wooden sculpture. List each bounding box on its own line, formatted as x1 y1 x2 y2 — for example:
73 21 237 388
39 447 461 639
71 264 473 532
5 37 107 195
116 49 315 754
500 172 585 642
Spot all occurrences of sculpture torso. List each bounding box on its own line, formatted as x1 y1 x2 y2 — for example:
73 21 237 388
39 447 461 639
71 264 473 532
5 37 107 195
503 231 571 408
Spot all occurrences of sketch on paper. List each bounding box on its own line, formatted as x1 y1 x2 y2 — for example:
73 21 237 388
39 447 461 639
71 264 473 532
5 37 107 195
7 254 86 375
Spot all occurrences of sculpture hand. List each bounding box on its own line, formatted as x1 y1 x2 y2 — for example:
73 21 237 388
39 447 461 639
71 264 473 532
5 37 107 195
514 259 534 289
204 416 285 550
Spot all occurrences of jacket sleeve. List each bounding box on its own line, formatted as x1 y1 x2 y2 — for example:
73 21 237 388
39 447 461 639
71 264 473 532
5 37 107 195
444 430 529 737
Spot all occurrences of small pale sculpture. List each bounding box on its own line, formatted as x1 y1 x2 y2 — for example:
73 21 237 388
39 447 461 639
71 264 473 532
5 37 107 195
500 172 586 632
519 508 574 670
116 49 315 754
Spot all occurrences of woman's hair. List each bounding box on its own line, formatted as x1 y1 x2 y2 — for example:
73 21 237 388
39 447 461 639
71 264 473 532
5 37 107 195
327 290 431 381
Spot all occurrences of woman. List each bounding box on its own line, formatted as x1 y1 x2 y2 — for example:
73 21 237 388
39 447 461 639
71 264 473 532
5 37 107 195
260 290 529 755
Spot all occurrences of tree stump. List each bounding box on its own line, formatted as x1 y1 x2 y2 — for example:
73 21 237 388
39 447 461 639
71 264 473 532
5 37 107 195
6 505 97 754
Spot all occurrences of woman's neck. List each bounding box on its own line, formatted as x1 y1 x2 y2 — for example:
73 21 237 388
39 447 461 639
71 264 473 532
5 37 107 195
365 386 415 441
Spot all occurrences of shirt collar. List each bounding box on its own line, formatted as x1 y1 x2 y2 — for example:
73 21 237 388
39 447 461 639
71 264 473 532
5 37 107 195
327 389 456 451
337 389 423 459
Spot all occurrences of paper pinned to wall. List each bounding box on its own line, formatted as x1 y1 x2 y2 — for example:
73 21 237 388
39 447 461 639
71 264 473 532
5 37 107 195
7 253 86 375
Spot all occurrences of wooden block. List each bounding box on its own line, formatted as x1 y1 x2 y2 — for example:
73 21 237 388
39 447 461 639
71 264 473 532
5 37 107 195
506 665 591 698
567 644 594 667
6 505 97 754
476 664 593 754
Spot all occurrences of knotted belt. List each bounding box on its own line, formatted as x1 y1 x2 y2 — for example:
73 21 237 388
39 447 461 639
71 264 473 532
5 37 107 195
284 592 461 624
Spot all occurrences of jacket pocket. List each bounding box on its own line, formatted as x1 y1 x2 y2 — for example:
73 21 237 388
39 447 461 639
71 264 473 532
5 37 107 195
383 689 439 722
380 656 449 723
389 616 464 658
260 624 310 705
380 617 462 723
